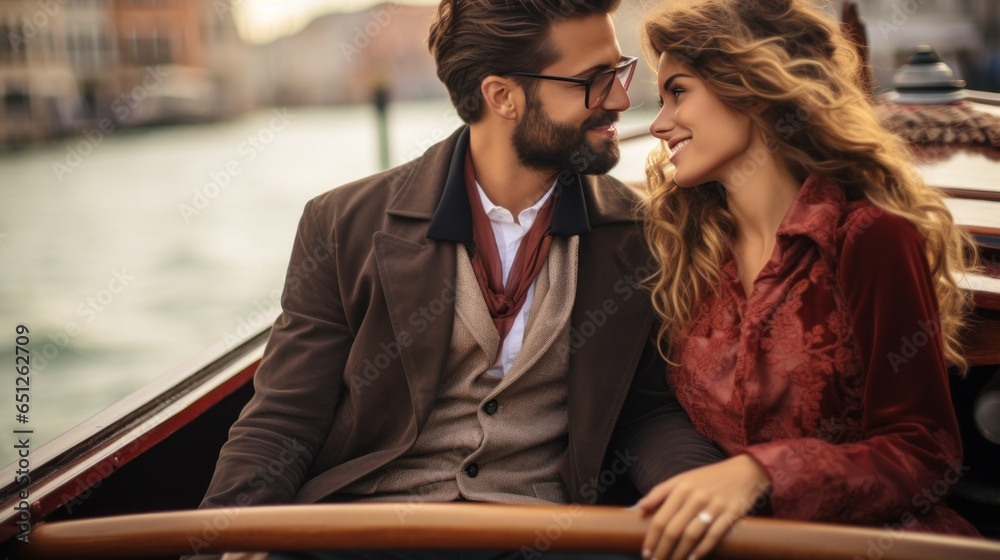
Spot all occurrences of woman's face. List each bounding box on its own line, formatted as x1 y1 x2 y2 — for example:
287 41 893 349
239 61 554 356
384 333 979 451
649 53 756 188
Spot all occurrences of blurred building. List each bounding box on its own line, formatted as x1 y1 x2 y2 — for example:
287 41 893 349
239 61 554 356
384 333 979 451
110 0 210 124
0 0 252 148
66 0 117 121
0 0 83 144
254 3 444 107
110 0 253 125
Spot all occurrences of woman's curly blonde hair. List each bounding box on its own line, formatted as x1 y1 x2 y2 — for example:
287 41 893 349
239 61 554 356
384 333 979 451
641 0 978 372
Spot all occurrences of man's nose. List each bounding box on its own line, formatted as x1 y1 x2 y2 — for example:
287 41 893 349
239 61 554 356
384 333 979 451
600 76 631 112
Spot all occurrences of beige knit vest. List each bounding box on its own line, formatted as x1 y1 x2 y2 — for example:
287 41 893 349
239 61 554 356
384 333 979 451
341 235 579 504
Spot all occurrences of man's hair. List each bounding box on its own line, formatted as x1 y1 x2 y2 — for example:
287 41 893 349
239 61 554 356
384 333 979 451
428 0 621 123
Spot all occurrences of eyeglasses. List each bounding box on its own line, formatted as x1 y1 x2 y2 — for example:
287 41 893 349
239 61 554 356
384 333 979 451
502 56 638 109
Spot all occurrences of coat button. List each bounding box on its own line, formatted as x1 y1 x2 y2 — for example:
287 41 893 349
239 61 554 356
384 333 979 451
465 463 480 478
483 399 498 415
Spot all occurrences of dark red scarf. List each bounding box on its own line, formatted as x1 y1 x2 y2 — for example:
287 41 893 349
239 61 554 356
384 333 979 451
464 153 556 360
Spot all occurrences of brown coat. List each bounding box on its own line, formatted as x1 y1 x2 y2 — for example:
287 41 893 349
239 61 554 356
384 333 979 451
199 127 721 513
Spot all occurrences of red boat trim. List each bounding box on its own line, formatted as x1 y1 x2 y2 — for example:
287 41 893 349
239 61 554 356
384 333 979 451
0 325 270 543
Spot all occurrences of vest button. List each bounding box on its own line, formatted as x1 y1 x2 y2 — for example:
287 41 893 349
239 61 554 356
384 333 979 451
465 463 480 478
483 399 499 415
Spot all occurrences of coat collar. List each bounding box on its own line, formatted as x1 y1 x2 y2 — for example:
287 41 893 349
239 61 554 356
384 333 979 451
386 126 636 241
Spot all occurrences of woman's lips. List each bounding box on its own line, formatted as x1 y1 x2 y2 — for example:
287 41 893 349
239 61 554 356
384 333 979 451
669 138 691 161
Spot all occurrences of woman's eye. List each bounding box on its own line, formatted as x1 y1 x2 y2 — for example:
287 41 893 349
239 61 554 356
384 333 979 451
670 87 685 100
657 96 664 108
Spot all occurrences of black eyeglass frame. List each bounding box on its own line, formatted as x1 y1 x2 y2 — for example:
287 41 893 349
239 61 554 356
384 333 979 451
501 56 639 109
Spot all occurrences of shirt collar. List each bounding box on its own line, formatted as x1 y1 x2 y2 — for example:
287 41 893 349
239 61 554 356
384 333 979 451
475 179 556 228
775 173 847 258
722 173 846 287
427 126 591 243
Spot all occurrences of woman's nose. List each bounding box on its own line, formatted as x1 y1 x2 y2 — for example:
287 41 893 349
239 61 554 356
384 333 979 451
649 109 674 140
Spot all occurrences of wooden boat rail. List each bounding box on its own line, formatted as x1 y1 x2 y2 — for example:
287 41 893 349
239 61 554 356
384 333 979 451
12 503 1000 560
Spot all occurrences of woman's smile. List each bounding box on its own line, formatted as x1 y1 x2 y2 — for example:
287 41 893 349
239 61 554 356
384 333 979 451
668 138 691 161
650 53 755 187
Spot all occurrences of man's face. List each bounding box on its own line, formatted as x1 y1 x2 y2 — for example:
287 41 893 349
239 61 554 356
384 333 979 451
512 14 631 175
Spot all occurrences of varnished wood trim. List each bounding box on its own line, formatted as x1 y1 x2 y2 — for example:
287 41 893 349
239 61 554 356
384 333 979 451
974 290 1000 312
962 309 1000 367
966 90 1000 107
966 226 1000 238
12 504 1000 560
939 188 1000 203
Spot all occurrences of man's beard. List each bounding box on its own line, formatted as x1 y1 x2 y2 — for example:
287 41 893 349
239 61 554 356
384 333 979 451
512 101 620 175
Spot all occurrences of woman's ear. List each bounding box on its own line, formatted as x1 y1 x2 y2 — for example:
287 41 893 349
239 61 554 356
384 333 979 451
480 76 521 121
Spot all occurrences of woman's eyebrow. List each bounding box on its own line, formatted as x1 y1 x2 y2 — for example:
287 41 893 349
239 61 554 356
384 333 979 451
662 73 695 90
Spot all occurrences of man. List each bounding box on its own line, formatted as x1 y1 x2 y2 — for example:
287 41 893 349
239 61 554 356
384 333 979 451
196 1 722 558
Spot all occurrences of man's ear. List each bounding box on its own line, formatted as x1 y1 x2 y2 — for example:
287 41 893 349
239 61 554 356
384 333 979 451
480 76 522 121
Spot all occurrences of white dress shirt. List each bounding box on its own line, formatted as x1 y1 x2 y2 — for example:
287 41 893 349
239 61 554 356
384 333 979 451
474 180 556 377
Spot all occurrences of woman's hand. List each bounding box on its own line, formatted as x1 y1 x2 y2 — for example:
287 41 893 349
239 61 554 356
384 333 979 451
636 454 771 560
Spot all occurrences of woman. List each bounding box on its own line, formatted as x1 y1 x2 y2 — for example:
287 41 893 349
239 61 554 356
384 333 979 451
635 1 981 559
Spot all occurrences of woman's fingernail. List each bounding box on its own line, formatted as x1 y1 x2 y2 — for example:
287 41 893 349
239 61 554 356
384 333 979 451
642 548 651 559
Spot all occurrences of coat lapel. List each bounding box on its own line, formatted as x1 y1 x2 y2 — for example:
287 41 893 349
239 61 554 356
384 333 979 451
374 234 456 424
454 245 501 361
562 177 657 499
372 127 468 425
501 236 579 385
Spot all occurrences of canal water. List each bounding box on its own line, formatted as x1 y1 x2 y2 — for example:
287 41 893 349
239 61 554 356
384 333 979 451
0 98 657 467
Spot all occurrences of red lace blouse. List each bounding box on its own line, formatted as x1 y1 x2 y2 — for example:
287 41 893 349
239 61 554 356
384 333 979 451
669 174 979 535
